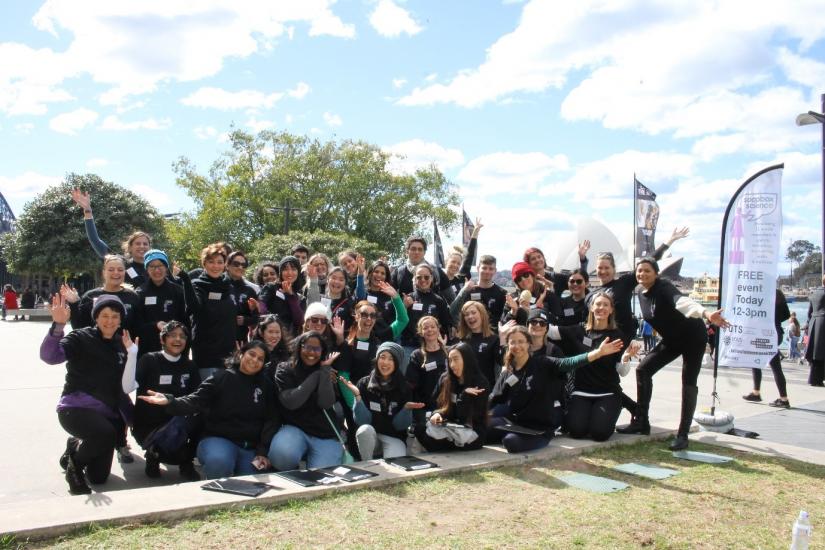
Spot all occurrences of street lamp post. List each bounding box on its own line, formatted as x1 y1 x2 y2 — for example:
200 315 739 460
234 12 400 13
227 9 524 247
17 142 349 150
267 199 306 234
795 93 825 275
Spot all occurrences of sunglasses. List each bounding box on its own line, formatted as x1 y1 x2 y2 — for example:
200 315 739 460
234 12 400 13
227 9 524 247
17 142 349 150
568 279 585 285
528 319 548 326
358 311 378 319
302 345 323 353
230 261 248 268
308 317 329 325
515 274 533 282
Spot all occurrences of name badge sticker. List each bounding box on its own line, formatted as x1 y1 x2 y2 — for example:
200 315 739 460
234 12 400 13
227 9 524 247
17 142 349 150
582 336 592 347
367 295 378 304
321 297 332 307
158 375 173 385
470 292 482 301
412 302 424 311
276 290 285 300
369 401 382 412
564 308 575 317
126 267 138 279
505 374 519 386
356 340 370 351
144 296 157 305
424 361 437 371
208 292 222 300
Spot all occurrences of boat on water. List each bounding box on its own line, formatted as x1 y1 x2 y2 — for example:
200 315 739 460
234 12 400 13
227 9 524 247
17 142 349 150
689 273 719 307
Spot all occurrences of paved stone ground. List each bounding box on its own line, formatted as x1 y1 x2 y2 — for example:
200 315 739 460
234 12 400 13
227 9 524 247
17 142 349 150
1 317 823 506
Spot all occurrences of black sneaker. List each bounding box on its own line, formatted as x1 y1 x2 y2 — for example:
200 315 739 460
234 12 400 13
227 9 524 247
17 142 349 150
616 417 650 435
768 398 790 409
179 461 201 482
65 455 91 495
742 393 762 402
117 446 134 464
59 437 78 471
144 452 161 478
669 434 689 451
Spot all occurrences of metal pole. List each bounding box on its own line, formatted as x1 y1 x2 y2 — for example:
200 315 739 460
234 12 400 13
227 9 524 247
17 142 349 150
284 198 291 234
821 93 825 276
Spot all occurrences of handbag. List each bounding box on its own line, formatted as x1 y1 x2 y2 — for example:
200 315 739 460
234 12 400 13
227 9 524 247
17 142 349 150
323 410 355 464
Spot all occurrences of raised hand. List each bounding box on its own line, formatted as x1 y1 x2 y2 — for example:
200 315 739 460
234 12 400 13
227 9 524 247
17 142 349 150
356 254 366 274
60 283 80 304
321 351 341 367
138 389 170 406
666 227 690 246
472 218 483 239
377 281 398 298
306 262 317 280
464 387 486 396
247 297 259 312
463 279 477 293
402 293 413 308
281 279 293 295
330 316 345 342
578 239 591 258
49 294 70 324
70 188 91 212
121 330 137 350
338 376 359 396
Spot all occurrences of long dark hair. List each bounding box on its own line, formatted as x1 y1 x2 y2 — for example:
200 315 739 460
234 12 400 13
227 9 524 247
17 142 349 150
253 314 291 361
367 348 408 394
224 340 269 371
291 330 329 367
435 343 488 422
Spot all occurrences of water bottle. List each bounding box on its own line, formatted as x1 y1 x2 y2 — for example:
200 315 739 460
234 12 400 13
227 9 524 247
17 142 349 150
790 511 812 550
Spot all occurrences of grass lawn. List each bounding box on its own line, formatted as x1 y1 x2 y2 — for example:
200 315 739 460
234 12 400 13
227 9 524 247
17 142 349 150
11 440 825 549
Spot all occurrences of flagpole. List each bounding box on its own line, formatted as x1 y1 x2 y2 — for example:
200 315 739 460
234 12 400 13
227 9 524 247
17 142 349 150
632 174 637 316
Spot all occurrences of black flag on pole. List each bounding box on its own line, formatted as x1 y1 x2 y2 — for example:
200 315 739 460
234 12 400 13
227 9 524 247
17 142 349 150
634 178 660 258
433 219 445 269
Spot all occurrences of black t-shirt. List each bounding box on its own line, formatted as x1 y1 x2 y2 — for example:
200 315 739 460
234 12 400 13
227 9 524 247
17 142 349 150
556 325 623 394
638 278 706 344
133 352 200 443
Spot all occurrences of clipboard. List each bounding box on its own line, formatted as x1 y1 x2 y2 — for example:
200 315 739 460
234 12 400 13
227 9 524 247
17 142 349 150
318 465 379 482
201 478 277 497
274 469 340 487
383 455 438 471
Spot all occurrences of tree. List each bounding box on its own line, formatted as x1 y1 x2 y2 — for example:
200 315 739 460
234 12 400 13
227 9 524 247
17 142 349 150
794 252 822 283
3 174 167 278
170 130 460 262
787 239 820 285
250 230 386 266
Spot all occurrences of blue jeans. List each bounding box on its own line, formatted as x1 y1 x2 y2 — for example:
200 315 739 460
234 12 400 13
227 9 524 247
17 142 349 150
197 436 257 479
790 335 800 359
267 424 342 470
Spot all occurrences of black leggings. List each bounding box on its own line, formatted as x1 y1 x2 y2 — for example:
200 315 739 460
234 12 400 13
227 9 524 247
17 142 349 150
752 352 787 397
58 408 124 484
566 394 621 441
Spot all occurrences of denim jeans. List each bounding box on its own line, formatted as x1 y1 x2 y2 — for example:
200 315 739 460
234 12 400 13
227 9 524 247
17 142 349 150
267 424 342 470
197 436 257 479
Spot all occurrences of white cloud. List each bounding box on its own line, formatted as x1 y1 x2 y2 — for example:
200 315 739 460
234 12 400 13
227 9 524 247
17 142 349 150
193 125 219 140
323 111 342 127
288 82 311 99
457 151 569 196
392 78 407 89
131 184 171 208
14 122 34 133
384 139 465 175
0 1 353 114
397 0 825 146
369 0 423 38
100 115 171 131
246 117 276 133
182 87 284 110
0 172 63 208
86 157 108 168
49 107 98 135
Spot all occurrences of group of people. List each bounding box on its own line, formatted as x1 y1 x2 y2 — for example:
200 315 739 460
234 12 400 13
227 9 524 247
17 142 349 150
40 190 735 495
2 284 37 320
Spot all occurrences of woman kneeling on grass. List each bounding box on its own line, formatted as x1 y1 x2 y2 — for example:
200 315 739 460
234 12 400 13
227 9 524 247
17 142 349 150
488 326 622 453
339 342 424 459
414 342 490 452
138 340 280 479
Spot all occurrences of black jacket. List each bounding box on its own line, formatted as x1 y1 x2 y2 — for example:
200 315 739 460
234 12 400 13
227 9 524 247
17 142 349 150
356 371 411 440
135 279 188 355
401 290 452 347
274 361 338 439
60 326 128 410
164 367 279 456
133 351 200 443
179 270 237 371
228 277 259 344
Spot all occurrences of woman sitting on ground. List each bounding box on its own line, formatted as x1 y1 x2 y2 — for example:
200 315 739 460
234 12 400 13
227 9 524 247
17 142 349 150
133 321 201 481
548 292 634 441
254 314 292 370
405 316 449 427
40 294 138 494
339 342 424 459
138 340 280 479
488 326 622 453
415 342 490 452
268 331 345 470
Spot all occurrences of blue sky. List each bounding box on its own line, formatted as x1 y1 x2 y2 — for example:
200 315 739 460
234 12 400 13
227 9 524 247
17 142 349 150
2 0 825 277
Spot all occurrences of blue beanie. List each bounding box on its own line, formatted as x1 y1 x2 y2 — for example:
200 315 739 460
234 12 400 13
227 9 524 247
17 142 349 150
143 249 170 269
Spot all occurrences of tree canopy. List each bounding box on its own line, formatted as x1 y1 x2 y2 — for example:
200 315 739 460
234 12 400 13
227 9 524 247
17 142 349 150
168 130 459 264
250 230 386 266
1 174 167 277
786 239 821 284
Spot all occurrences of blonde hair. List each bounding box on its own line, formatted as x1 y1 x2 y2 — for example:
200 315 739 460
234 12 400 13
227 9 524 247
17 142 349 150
585 292 618 331
121 231 151 259
417 315 445 364
503 325 530 369
457 301 492 339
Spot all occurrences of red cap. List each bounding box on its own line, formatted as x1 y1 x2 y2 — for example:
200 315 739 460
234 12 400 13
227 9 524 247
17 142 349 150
511 262 534 281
